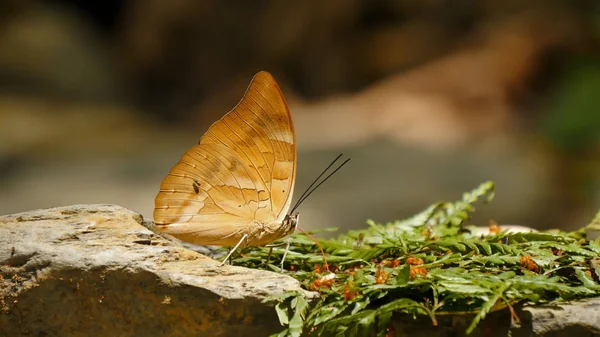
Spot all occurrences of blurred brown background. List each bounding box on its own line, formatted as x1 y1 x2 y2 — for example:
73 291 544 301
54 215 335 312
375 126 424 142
1 0 599 232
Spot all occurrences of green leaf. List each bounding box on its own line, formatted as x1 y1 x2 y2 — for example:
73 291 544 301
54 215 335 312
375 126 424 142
466 282 511 334
465 242 480 254
397 265 411 284
351 299 370 315
575 269 600 290
586 210 600 230
588 241 600 254
275 303 289 325
438 282 491 295
320 310 376 335
288 296 308 337
376 312 393 337
511 232 573 244
475 242 493 256
309 303 349 325
378 298 427 315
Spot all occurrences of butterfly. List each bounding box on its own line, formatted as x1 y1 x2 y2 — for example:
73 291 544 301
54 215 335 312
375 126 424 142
153 71 299 263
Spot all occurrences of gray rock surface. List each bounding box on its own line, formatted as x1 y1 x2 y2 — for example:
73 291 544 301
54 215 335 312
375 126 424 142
1 204 599 337
522 297 600 336
390 297 600 337
0 204 311 336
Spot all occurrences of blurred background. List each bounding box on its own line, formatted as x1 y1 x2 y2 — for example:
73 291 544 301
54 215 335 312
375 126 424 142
1 0 599 232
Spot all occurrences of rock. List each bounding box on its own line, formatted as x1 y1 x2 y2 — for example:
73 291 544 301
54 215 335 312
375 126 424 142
0 204 312 336
521 297 600 336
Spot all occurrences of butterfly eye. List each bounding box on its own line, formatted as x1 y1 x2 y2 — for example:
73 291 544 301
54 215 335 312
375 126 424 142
284 213 299 231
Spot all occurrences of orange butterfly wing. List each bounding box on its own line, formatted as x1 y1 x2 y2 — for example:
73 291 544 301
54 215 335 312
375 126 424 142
153 71 297 246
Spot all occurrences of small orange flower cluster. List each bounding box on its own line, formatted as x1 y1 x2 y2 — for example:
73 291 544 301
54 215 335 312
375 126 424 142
379 259 401 267
488 220 501 234
310 273 335 291
342 281 360 301
405 257 424 266
409 266 428 280
313 264 330 273
520 255 540 273
344 263 366 277
375 264 390 284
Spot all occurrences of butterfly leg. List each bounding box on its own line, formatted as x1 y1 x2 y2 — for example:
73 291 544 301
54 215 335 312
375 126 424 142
266 246 274 265
279 240 291 271
264 241 289 270
219 233 248 266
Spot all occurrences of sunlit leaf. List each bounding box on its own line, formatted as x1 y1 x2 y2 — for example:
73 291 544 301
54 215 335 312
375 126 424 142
275 303 289 325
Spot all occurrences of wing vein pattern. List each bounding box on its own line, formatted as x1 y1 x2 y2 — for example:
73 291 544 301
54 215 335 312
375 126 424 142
153 71 297 246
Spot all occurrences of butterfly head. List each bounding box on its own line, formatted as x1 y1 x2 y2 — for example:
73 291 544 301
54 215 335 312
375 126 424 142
283 212 299 235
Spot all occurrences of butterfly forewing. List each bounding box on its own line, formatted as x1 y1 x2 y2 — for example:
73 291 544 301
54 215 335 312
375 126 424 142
154 71 297 246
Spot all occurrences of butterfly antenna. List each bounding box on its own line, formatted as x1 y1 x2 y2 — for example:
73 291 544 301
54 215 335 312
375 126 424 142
289 153 350 271
290 153 343 213
290 156 351 214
